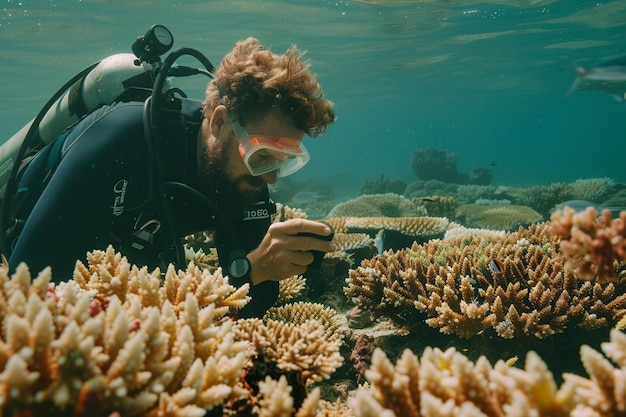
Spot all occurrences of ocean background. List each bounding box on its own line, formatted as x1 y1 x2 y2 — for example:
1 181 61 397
1 0 625 198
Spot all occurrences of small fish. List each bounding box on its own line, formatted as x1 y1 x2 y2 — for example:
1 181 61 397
566 55 626 101
489 259 504 274
374 229 386 255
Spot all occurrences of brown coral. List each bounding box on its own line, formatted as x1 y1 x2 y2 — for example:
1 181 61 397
345 223 626 340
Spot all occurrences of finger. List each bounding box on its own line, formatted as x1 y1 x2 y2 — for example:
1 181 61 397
277 218 333 237
294 235 336 252
290 250 315 267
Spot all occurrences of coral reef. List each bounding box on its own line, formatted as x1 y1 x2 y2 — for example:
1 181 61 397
410 148 460 183
5 222 626 416
322 216 450 255
277 275 308 303
405 180 459 200
550 206 626 282
331 232 377 260
327 193 427 218
568 177 615 202
455 184 498 205
263 302 345 343
342 216 450 248
412 195 456 219
509 178 616 219
0 248 343 417
410 148 492 185
514 182 573 218
235 317 344 409
359 174 407 196
456 203 543 231
273 203 309 222
349 328 626 417
345 223 626 341
0 246 251 416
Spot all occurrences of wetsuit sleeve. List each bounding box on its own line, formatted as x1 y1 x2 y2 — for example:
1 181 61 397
9 102 150 280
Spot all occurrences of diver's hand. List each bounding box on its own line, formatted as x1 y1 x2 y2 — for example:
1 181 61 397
247 218 336 284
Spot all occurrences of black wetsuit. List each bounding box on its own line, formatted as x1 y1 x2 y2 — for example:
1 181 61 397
7 98 277 317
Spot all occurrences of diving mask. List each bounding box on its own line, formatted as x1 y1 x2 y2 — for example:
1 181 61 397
230 116 310 177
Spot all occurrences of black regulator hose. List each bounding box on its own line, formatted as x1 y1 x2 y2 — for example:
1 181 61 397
146 47 215 197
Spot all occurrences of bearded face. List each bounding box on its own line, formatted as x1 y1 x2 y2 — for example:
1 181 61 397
197 133 267 219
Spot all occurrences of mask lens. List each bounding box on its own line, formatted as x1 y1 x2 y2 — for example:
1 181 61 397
239 138 309 177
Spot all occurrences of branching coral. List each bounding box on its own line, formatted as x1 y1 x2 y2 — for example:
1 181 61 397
345 223 626 340
349 330 626 417
5 234 626 416
236 317 343 385
1 246 253 416
348 328 626 417
551 206 626 282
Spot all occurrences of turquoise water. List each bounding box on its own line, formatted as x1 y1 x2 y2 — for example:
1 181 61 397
1 0 625 196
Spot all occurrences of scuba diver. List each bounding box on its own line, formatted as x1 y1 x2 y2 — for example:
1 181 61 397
0 26 336 318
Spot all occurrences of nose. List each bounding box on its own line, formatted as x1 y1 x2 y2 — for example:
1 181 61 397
260 170 278 184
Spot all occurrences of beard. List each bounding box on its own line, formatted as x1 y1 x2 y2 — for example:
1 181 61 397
198 138 266 222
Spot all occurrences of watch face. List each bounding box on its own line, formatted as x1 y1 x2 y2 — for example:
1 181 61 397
229 257 250 278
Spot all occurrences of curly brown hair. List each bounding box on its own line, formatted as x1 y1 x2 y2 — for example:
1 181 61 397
202 37 335 137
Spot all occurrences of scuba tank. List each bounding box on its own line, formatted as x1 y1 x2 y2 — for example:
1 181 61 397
0 25 175 199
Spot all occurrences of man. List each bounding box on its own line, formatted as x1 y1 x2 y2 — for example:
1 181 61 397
6 37 336 317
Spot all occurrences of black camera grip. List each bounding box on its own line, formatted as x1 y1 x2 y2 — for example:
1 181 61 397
297 221 334 269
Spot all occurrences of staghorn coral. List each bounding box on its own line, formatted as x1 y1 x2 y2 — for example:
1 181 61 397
345 223 626 340
514 182 573 218
1 246 253 417
328 193 427 218
235 317 344 410
550 206 626 282
568 177 615 202
277 275 308 304
456 203 543 231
